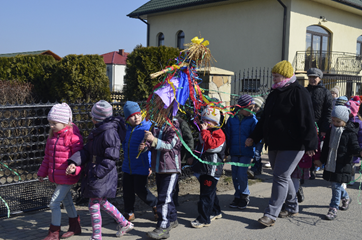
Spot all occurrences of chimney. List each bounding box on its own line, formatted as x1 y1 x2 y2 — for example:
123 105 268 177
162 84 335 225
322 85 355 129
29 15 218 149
119 49 124 56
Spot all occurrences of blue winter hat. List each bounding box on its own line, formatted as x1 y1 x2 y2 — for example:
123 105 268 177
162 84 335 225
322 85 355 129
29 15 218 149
124 101 141 121
335 96 348 106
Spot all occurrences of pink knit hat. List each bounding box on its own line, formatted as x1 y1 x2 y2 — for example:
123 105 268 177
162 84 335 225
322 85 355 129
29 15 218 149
346 99 360 117
91 100 113 122
48 103 72 124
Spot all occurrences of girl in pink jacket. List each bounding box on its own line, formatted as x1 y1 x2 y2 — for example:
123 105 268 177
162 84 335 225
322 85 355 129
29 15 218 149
37 103 83 240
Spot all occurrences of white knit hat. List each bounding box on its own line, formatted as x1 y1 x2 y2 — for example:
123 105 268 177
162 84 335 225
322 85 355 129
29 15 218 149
332 105 350 123
201 106 220 125
253 96 265 108
48 103 72 124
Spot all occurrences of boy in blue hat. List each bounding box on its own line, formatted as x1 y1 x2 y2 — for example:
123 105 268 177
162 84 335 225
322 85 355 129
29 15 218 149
122 101 158 221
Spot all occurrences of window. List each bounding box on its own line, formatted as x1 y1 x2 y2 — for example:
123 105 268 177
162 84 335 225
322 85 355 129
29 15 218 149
242 79 261 92
177 31 185 49
305 25 331 72
158 33 164 46
357 35 362 56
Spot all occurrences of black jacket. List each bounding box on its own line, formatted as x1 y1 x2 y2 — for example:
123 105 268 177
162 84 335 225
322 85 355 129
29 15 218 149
249 81 318 151
177 117 194 162
321 121 361 183
306 82 333 133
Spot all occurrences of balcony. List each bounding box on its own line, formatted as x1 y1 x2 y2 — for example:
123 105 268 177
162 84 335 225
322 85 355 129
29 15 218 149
293 51 362 75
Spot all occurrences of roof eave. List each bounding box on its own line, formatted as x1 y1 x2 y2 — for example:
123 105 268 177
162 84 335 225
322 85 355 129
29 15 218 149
333 0 362 11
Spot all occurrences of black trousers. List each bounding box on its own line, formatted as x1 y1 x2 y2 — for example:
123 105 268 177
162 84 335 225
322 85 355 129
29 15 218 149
197 174 221 224
122 172 157 213
156 173 178 229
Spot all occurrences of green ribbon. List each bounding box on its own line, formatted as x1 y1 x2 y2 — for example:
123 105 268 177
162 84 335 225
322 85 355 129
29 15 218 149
167 121 254 167
0 162 21 218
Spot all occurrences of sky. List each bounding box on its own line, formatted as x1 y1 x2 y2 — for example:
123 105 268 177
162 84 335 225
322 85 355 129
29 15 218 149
0 0 150 57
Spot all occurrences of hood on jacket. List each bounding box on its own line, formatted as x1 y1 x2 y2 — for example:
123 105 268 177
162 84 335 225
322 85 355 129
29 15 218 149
91 116 126 142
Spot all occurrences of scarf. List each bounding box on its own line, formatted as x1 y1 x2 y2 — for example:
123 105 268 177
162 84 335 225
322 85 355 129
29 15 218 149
272 74 297 89
325 125 344 173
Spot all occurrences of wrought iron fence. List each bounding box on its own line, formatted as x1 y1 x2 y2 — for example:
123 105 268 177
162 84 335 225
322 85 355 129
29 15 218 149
322 74 362 97
231 68 273 105
293 51 362 75
0 101 143 218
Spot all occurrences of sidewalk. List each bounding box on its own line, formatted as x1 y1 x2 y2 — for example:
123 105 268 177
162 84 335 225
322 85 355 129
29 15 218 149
1 158 362 240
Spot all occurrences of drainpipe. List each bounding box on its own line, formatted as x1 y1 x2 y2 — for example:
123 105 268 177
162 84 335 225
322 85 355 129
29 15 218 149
138 15 149 47
277 0 287 60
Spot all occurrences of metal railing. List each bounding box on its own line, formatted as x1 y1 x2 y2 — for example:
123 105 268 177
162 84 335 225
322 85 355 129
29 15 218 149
293 51 362 75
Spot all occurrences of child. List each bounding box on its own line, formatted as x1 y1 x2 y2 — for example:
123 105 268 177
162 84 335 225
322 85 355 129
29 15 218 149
248 96 265 177
139 118 182 239
225 94 257 209
315 105 362 220
290 127 321 203
345 97 362 185
330 86 341 108
122 101 157 221
37 103 83 240
335 96 348 106
190 106 226 228
67 100 133 239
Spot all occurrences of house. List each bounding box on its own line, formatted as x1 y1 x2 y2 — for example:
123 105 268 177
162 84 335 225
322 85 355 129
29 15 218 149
0 50 61 60
101 49 128 92
128 0 362 97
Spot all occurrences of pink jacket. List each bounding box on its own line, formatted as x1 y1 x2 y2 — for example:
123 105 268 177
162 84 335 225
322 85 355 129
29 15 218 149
37 123 83 185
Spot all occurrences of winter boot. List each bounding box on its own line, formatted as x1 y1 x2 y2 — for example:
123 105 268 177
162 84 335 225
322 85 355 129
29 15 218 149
297 186 304 203
60 215 81 239
42 224 61 240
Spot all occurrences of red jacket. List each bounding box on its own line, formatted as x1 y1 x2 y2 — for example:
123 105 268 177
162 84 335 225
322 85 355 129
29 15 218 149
38 123 83 185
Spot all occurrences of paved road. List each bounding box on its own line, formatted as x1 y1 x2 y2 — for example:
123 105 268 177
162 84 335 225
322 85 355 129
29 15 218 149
1 164 362 240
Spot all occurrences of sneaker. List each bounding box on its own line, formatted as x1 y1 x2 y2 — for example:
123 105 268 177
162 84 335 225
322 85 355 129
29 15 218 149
325 208 337 220
247 170 255 179
340 197 352 211
238 197 250 210
147 227 170 239
190 219 211 228
116 222 134 237
210 213 222 221
125 213 135 221
296 186 305 203
265 162 271 168
229 198 241 208
309 171 316 180
170 220 178 229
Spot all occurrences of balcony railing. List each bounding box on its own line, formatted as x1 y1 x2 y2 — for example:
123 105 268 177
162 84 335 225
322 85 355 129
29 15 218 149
293 51 362 75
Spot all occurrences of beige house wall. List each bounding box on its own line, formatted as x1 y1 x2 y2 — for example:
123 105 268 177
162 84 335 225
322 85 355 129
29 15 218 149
288 0 362 63
148 0 286 73
145 0 362 77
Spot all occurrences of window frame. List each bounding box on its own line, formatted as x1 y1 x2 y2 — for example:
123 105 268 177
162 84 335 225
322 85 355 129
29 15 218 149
176 31 185 49
158 33 164 47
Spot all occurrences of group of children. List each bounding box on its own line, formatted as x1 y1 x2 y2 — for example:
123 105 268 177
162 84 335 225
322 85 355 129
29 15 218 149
37 86 361 239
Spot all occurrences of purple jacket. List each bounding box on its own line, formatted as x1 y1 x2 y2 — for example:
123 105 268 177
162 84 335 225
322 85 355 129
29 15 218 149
350 115 362 164
147 120 182 174
69 116 126 198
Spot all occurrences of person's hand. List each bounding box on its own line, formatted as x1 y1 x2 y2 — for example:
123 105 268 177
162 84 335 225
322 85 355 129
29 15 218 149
38 176 44 182
66 163 76 175
314 159 322 167
148 168 152 177
186 157 194 165
144 131 154 142
245 138 253 147
306 150 317 157
200 122 208 130
139 142 146 151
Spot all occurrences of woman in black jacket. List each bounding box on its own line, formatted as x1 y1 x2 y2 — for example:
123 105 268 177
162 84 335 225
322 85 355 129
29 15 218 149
246 60 318 227
315 105 362 220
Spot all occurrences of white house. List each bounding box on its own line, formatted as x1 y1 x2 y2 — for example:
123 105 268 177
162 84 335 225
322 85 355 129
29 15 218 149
101 49 128 92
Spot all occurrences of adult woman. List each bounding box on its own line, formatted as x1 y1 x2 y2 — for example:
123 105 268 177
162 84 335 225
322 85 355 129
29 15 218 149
245 60 318 227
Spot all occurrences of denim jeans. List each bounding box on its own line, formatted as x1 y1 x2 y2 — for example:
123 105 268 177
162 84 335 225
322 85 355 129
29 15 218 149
250 142 264 173
231 156 252 197
49 184 77 226
330 182 349 209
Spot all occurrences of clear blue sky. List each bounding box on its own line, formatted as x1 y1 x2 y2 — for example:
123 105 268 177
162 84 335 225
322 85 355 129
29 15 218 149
0 0 150 57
